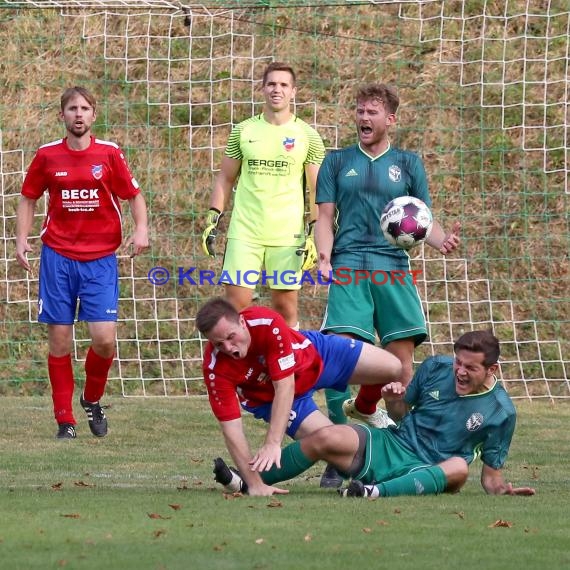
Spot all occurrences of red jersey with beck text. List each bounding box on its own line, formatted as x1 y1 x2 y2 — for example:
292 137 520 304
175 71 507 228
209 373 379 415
203 307 324 422
21 136 140 261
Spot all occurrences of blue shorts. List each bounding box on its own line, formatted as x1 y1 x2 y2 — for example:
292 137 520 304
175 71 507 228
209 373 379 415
38 245 119 324
241 332 363 437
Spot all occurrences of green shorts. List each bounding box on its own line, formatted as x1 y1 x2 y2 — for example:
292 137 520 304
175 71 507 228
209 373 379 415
220 238 303 290
354 424 429 484
321 268 427 346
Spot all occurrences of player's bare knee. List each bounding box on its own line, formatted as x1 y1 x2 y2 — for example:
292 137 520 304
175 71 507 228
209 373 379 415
442 456 469 489
225 285 253 311
91 340 115 359
308 425 344 456
302 427 329 457
315 426 335 450
455 457 469 478
270 292 298 325
48 340 73 356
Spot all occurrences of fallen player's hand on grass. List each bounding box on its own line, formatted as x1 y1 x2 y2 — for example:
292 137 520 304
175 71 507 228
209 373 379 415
246 482 290 497
503 482 536 496
249 442 282 472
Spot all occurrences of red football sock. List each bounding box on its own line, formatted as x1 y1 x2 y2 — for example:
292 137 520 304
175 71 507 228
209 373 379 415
354 384 384 415
48 353 76 425
83 347 114 403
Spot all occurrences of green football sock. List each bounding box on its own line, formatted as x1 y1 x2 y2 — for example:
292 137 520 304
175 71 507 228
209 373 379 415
377 465 447 497
325 387 351 424
261 441 316 485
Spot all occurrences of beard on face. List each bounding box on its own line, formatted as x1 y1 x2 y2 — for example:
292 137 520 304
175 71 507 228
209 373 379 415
66 120 91 137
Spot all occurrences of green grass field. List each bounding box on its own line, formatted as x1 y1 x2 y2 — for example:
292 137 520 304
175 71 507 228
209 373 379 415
1 396 568 570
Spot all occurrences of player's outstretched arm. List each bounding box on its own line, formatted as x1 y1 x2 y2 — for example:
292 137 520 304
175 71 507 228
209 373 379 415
426 220 461 255
250 376 295 473
219 418 289 496
481 464 536 496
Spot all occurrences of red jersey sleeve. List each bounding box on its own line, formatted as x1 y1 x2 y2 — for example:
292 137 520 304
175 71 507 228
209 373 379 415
107 143 141 200
203 347 242 422
21 150 48 199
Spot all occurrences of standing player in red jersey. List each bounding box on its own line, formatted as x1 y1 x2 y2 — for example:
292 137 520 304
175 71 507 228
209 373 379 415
15 86 149 440
196 297 402 496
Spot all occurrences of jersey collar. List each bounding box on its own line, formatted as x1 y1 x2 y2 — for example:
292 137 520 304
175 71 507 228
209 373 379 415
358 141 391 161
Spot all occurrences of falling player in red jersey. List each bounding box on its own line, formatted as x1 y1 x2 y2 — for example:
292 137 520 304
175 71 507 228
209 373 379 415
15 86 149 439
196 297 402 496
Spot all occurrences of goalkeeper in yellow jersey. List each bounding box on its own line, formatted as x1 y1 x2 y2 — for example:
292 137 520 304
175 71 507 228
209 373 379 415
202 62 325 328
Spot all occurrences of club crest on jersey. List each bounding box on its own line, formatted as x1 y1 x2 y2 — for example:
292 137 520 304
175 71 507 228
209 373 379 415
91 164 103 180
283 137 295 151
388 165 401 182
466 412 484 431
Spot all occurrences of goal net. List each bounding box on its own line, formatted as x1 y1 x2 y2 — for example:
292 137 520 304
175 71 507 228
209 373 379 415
1 0 568 400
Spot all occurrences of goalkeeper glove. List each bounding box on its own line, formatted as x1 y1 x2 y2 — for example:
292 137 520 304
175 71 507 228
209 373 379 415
296 221 318 271
202 208 223 257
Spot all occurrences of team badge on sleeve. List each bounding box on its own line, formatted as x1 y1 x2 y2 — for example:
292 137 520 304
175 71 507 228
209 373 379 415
91 164 103 180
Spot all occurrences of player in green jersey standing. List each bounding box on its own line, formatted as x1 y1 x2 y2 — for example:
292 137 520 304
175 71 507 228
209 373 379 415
202 62 325 328
213 330 536 498
314 83 461 449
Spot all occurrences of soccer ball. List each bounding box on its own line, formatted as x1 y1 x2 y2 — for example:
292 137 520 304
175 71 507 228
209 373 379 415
380 196 433 250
